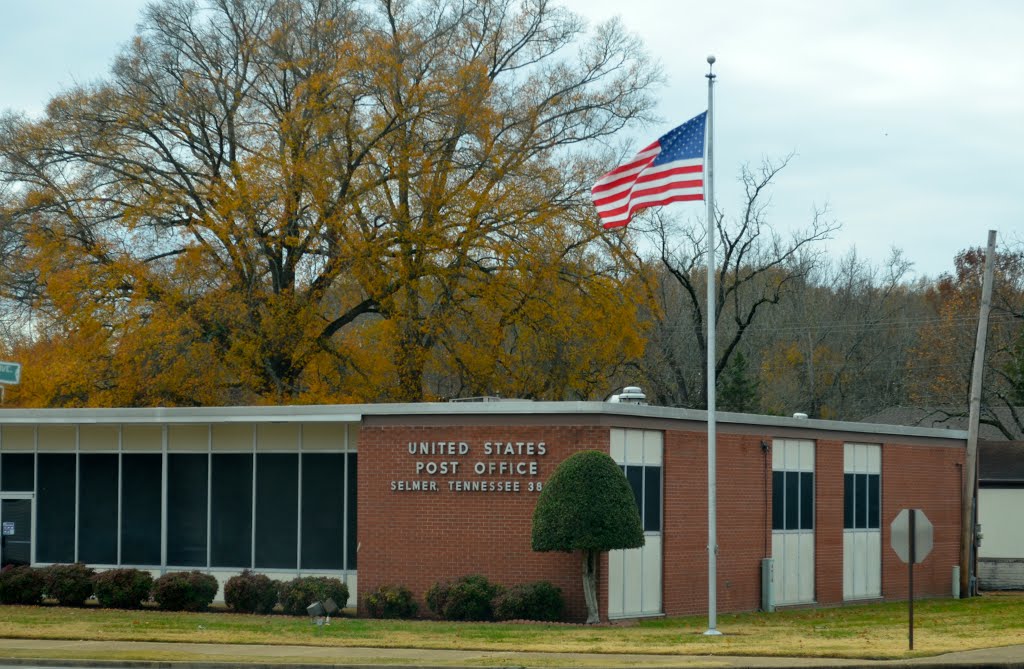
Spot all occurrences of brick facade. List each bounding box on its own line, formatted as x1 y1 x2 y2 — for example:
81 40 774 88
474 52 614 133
357 416 965 622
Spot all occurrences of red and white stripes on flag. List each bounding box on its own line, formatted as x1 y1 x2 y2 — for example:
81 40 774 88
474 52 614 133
591 111 707 229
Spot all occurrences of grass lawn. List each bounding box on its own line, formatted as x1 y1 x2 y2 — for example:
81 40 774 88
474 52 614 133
0 593 1023 661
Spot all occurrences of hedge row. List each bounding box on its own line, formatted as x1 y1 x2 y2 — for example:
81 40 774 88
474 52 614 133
0 565 349 614
1 566 559 621
366 576 564 621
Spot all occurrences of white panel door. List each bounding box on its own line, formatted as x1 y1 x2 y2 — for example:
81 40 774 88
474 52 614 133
608 428 663 618
772 439 815 606
843 443 881 600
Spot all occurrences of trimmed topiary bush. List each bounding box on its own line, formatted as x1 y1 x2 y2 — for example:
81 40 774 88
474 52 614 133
224 570 278 614
493 581 564 621
278 576 349 616
0 565 45 605
364 584 418 619
425 574 503 621
532 450 643 623
41 563 95 606
92 568 153 609
152 571 219 611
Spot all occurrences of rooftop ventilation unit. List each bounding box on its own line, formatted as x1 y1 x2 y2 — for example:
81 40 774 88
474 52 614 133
609 386 647 405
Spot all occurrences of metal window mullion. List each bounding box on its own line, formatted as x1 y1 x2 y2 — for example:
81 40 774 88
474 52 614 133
296 424 303 573
31 430 38 565
638 444 646 614
74 426 80 563
251 426 257 570
117 425 123 566
160 426 168 573
206 426 212 569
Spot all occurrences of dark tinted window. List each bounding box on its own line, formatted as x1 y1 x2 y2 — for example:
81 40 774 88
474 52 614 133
643 466 662 532
255 453 298 568
301 453 344 569
210 454 252 567
772 471 784 530
800 472 814 530
78 454 118 564
626 466 643 511
121 454 162 565
843 473 854 529
854 474 867 529
785 471 800 530
1 453 34 491
774 469 813 531
167 454 208 566
844 471 881 531
36 454 76 563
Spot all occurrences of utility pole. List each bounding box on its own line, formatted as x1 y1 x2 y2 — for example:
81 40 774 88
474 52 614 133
960 229 996 596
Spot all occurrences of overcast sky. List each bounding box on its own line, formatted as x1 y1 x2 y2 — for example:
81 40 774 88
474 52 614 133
1 0 1020 279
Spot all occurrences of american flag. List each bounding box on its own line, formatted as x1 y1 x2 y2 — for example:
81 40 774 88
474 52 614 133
591 111 707 229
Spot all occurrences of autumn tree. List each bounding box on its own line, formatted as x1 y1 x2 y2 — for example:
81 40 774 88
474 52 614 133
636 156 838 409
910 244 1024 438
0 0 659 406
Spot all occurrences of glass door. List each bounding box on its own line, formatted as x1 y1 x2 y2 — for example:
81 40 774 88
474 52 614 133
1 498 32 567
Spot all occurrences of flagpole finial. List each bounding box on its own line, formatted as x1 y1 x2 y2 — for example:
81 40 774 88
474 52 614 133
706 55 716 79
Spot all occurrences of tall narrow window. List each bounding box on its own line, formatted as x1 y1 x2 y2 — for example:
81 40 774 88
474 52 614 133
255 453 298 568
167 454 208 566
301 453 344 570
121 454 161 565
210 454 252 567
78 454 118 564
36 454 76 563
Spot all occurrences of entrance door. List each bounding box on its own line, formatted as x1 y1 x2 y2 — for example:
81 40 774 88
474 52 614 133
1 498 32 567
772 439 815 605
608 428 663 618
843 443 881 600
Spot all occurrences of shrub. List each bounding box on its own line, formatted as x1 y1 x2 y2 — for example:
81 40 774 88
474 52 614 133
278 576 349 616
364 584 418 619
425 574 503 621
493 581 564 622
41 563 95 606
224 570 278 614
0 565 45 605
152 571 219 611
92 569 154 609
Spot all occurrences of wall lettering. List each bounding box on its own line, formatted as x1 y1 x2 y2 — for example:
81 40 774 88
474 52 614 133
390 439 548 494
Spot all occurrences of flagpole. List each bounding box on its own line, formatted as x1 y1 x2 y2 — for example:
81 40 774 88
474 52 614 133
704 54 721 637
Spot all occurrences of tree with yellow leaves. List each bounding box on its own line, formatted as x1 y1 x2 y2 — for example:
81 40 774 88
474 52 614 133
0 0 658 406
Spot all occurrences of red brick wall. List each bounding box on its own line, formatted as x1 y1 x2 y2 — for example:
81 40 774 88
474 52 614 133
815 439 846 605
357 424 607 622
881 443 964 599
662 430 772 616
358 420 964 621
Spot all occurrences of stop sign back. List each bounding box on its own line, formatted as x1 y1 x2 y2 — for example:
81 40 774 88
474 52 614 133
890 508 933 564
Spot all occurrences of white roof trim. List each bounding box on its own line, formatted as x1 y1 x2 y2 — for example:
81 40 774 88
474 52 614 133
0 401 969 442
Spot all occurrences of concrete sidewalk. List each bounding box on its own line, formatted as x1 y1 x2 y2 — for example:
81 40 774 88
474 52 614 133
0 638 1022 669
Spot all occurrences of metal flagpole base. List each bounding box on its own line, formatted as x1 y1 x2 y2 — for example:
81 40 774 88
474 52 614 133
703 629 723 636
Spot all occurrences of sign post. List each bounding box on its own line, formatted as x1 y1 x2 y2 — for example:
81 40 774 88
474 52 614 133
891 509 934 650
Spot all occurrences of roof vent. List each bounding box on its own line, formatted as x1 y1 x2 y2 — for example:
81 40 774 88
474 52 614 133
609 386 647 405
793 412 809 419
